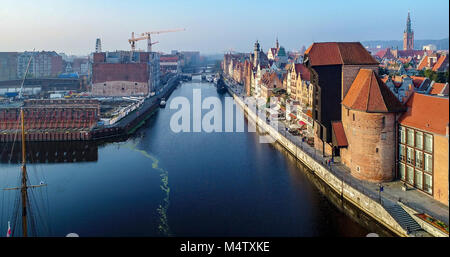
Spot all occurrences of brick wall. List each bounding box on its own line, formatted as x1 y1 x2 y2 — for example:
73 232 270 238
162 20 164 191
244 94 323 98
92 81 148 96
341 106 396 182
433 134 449 205
93 53 106 63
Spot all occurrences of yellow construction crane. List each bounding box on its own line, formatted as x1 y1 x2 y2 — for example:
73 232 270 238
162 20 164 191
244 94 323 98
128 28 186 53
128 32 159 52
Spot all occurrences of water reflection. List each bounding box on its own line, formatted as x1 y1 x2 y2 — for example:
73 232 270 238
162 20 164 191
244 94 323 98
271 141 396 237
0 141 98 164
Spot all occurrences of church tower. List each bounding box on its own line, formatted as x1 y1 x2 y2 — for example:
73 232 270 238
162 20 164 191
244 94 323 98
253 40 260 66
403 11 414 50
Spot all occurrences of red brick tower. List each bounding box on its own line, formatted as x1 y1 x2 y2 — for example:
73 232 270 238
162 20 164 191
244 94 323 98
403 11 414 50
340 69 405 182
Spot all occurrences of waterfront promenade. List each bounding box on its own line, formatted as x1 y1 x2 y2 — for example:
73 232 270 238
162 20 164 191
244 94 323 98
225 77 449 237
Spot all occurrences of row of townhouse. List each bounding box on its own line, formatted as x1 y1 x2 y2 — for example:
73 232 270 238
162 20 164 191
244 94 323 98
223 40 315 136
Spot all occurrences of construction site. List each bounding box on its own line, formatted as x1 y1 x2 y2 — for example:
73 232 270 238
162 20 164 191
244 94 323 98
0 28 187 142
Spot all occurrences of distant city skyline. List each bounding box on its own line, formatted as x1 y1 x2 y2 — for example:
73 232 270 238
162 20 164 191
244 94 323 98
0 0 448 55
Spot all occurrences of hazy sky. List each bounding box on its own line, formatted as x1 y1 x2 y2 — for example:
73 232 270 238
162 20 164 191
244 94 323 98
0 0 448 55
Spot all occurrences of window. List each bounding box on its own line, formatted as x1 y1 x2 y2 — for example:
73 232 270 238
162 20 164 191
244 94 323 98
407 128 414 146
376 148 379 153
353 113 355 121
407 165 414 185
424 153 432 173
381 117 385 128
424 134 433 153
415 170 423 190
347 109 349 116
381 132 386 140
424 174 432 194
399 163 406 180
415 150 423 169
399 126 406 144
415 131 423 150
406 147 414 165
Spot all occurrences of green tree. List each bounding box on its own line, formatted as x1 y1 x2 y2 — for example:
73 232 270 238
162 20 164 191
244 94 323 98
378 67 388 76
445 68 449 83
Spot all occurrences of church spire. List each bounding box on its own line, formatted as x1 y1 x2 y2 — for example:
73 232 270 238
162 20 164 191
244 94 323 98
403 11 414 50
405 10 412 33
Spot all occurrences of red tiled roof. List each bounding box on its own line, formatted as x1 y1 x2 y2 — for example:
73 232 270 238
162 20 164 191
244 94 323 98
342 69 405 113
398 57 412 64
375 48 395 59
416 56 428 71
305 42 379 66
295 63 310 81
429 82 447 95
399 93 449 135
92 63 148 83
331 121 348 147
261 72 281 88
397 50 425 58
432 55 448 72
410 76 426 88
375 49 388 58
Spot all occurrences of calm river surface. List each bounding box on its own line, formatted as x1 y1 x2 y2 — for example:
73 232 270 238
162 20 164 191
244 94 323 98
0 80 394 237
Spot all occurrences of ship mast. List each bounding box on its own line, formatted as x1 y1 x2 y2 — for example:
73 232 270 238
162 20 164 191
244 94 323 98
20 108 28 237
3 108 47 237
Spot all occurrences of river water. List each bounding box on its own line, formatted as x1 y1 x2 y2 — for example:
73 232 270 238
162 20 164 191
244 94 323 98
0 80 394 237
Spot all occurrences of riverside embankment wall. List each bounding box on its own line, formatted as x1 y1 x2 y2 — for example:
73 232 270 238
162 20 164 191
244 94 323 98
229 89 409 237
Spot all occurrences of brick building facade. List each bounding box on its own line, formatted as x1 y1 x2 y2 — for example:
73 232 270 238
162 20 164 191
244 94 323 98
398 93 449 205
91 51 160 96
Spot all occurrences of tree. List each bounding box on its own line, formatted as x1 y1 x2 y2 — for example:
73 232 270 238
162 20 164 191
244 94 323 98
445 68 449 83
378 67 388 76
